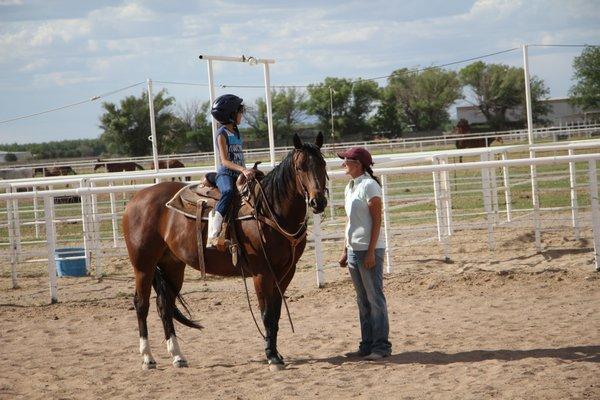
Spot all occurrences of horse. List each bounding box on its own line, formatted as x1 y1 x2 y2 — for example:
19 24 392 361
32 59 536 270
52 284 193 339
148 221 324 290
94 161 144 173
453 119 503 162
150 159 190 181
151 159 186 169
34 166 76 176
122 132 328 371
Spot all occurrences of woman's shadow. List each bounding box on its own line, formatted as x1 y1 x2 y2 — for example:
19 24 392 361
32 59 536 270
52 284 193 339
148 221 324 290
290 345 600 367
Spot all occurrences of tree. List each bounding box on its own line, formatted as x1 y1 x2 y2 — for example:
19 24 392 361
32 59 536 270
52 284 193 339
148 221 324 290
383 67 463 132
305 77 379 139
244 88 307 139
570 46 600 110
178 100 213 152
459 61 550 129
99 90 184 156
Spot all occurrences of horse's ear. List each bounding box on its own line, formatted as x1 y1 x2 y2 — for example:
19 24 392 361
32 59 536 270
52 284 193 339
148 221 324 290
293 134 302 149
315 131 323 149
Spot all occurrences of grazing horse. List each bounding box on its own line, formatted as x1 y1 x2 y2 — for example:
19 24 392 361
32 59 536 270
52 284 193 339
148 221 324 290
94 161 144 173
34 166 77 176
123 133 328 371
454 119 503 162
150 159 189 181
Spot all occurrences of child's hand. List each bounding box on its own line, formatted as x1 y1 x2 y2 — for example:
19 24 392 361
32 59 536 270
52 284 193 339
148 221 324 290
242 169 256 179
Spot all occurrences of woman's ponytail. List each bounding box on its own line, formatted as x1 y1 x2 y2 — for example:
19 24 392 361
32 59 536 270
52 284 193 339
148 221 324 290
365 165 381 186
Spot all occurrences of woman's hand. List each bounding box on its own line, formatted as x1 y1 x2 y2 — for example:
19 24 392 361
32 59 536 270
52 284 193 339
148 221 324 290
338 249 348 268
364 250 376 269
242 168 256 179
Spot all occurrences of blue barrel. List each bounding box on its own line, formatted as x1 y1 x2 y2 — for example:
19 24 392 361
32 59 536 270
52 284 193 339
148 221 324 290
54 247 87 277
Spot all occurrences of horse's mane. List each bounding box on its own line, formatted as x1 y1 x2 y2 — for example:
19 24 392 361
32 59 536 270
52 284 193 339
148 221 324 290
260 143 325 207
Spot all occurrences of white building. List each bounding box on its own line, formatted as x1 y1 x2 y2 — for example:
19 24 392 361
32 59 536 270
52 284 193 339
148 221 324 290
456 97 600 126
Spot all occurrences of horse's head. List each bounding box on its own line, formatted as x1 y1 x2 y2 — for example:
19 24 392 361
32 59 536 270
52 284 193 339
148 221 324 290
292 132 328 214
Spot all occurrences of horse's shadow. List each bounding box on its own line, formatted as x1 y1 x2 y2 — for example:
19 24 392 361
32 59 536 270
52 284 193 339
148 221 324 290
290 345 600 367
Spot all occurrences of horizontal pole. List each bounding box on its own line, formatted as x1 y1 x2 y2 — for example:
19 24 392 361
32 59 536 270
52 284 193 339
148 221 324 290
199 54 275 64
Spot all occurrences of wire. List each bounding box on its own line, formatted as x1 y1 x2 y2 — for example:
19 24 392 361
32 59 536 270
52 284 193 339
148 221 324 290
528 44 600 48
0 81 145 125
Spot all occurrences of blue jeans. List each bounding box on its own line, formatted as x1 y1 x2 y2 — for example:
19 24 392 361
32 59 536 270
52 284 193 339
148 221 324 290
215 173 236 216
347 248 391 356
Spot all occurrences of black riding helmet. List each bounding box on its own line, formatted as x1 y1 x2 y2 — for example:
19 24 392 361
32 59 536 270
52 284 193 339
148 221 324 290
211 94 244 125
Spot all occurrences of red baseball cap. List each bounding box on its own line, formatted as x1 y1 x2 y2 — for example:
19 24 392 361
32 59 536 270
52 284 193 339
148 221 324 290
337 147 374 167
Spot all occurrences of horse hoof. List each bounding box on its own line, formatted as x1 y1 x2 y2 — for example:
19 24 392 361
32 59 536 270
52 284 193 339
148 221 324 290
268 362 285 372
142 361 157 370
173 358 188 368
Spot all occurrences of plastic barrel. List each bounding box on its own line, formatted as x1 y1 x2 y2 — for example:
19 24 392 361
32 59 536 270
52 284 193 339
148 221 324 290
54 247 87 277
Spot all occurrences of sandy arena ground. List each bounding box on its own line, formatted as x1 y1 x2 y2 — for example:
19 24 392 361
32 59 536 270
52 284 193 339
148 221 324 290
1 226 599 400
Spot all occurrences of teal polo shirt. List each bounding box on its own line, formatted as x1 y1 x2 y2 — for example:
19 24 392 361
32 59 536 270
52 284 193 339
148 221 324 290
344 173 386 251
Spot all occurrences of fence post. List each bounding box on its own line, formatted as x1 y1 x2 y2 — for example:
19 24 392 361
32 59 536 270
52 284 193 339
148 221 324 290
79 179 92 272
568 149 580 240
588 160 600 271
381 175 392 273
90 182 103 278
43 196 58 303
33 186 40 238
480 154 495 251
109 180 119 246
440 156 453 235
501 152 512 222
6 187 18 289
313 213 324 287
530 150 542 252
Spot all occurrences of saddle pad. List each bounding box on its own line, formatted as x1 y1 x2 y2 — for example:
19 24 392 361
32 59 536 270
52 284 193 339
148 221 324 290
166 184 255 221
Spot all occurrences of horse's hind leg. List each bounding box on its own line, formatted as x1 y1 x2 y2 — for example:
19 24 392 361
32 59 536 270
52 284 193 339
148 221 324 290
154 258 189 368
133 267 157 370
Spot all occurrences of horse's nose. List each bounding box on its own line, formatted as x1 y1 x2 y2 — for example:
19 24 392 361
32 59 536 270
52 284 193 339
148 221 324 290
309 198 318 208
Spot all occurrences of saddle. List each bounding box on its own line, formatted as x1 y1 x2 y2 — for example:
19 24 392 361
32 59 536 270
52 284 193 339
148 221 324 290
165 165 265 278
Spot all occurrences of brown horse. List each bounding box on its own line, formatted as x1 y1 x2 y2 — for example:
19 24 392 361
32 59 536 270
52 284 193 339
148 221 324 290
151 159 186 169
94 161 144 172
150 159 190 181
122 133 327 371
454 119 503 162
34 166 77 176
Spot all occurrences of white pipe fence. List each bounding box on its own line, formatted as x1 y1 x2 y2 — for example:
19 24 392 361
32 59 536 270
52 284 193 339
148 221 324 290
1 152 599 303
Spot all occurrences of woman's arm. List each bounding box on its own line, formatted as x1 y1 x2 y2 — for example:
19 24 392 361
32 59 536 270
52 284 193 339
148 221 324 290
364 196 382 269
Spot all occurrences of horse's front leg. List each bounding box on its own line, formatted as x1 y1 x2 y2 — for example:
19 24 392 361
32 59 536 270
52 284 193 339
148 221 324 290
254 275 284 370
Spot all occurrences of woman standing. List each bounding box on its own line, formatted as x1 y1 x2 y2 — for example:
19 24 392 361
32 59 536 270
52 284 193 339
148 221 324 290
338 147 392 360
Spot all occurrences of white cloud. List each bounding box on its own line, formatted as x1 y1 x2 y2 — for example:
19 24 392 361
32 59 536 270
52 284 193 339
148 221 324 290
88 2 157 23
30 19 91 46
33 71 100 86
0 0 23 5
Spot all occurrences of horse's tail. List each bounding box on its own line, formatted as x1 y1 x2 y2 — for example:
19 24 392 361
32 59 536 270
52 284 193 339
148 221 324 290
135 163 144 170
152 266 203 330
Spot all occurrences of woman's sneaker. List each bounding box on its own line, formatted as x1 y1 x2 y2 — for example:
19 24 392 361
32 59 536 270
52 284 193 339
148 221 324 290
364 352 386 361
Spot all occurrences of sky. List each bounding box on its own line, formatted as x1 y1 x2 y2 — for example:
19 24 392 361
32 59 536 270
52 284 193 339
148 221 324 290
0 0 599 144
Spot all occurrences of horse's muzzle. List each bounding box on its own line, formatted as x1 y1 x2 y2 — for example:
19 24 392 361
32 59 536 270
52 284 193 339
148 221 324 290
309 196 327 214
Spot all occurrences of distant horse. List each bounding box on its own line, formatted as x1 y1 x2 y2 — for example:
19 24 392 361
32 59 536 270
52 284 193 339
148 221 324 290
454 119 503 162
150 159 190 181
34 166 77 176
122 133 328 371
94 161 144 173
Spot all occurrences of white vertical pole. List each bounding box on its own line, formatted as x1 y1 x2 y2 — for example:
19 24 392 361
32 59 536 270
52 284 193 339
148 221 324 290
33 187 40 238
109 181 118 246
90 182 103 278
568 149 580 240
313 213 324 287
12 198 21 256
207 60 220 170
490 158 499 222
587 160 600 271
263 63 276 167
480 154 495 251
147 78 159 174
44 196 58 304
501 152 512 222
7 187 18 289
523 45 541 252
432 168 443 241
80 180 91 272
440 156 453 235
381 175 392 273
